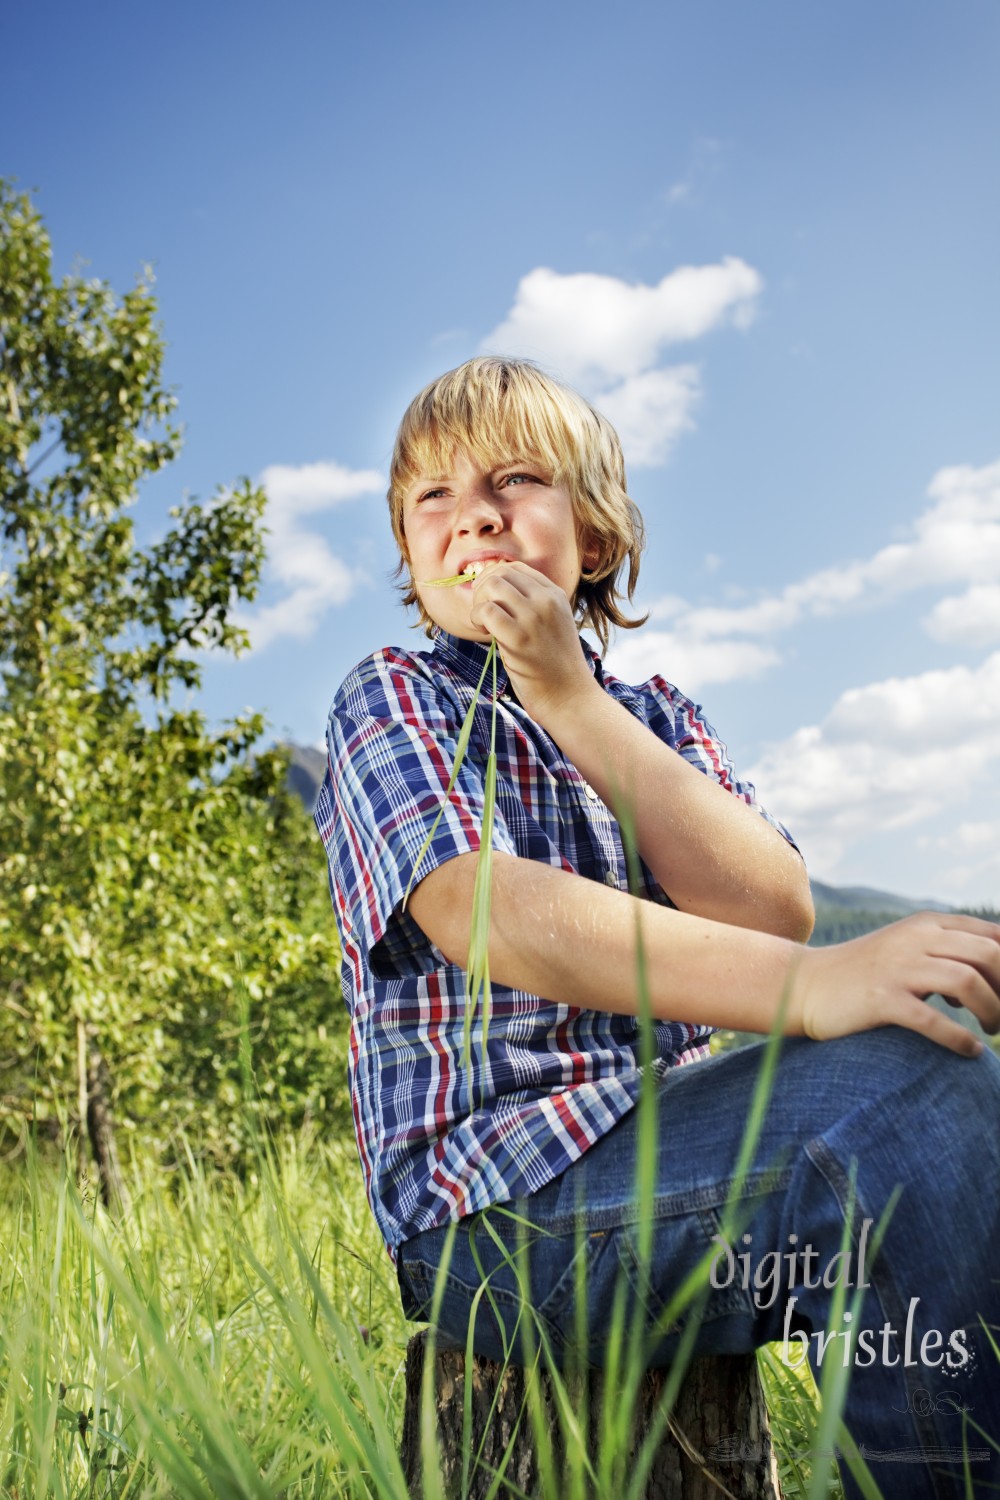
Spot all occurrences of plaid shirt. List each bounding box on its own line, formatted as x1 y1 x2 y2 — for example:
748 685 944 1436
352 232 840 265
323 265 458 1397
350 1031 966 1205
314 629 795 1254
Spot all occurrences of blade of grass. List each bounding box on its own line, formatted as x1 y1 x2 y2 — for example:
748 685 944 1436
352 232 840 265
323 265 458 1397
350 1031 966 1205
805 1173 899 1500
401 637 496 913
466 643 498 1079
423 571 478 587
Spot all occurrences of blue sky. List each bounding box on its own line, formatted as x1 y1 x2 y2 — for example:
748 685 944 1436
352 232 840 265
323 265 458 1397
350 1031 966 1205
5 0 1000 905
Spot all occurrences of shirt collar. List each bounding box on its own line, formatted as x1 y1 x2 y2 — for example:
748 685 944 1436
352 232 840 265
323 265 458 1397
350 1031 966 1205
430 628 605 696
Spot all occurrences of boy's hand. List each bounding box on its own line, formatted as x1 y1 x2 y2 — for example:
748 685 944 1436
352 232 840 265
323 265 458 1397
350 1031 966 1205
793 912 1000 1057
468 561 599 725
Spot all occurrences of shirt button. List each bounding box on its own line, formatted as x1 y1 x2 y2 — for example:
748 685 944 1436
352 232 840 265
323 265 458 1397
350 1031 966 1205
604 870 619 888
584 782 600 800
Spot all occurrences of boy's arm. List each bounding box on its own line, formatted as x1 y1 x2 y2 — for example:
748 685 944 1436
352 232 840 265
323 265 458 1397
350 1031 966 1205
469 563 813 941
544 682 813 940
407 852 1000 1057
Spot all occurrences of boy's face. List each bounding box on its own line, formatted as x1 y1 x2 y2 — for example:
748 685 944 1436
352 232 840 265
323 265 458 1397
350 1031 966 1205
401 449 595 643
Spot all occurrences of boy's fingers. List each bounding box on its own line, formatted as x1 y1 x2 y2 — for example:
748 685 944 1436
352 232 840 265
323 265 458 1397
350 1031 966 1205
894 997 984 1058
935 911 1000 942
921 929 1000 1027
911 956 1000 1033
474 566 558 611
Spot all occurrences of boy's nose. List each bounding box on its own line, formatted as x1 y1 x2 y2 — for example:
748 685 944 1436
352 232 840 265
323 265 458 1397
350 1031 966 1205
454 487 503 533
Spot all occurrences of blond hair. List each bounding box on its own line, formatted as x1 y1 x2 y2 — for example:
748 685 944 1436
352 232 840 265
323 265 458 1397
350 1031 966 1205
388 357 647 652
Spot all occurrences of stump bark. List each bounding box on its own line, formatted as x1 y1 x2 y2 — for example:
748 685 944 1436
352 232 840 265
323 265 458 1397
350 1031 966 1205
401 1330 782 1499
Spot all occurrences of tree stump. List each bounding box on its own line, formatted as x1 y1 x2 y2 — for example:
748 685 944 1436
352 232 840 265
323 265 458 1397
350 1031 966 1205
401 1329 782 1499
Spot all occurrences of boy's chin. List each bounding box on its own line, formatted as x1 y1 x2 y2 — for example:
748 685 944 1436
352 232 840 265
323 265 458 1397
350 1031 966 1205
449 623 491 644
427 614 490 645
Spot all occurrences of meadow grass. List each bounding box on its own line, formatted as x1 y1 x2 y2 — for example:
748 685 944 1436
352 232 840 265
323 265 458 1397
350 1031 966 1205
0 1130 407 1498
0 1121 845 1499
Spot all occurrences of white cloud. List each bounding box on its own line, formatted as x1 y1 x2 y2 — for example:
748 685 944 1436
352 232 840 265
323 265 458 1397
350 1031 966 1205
479 258 762 470
236 461 384 651
592 366 700 469
942 820 1000 853
921 820 1000 906
483 258 761 386
602 456 1000 898
237 547 355 652
924 583 1000 648
259 461 384 518
606 629 781 692
747 653 1000 870
638 456 1000 655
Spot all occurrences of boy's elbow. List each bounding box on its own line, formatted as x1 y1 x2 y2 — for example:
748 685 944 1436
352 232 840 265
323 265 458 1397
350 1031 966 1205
777 881 815 945
407 855 477 963
735 863 813 943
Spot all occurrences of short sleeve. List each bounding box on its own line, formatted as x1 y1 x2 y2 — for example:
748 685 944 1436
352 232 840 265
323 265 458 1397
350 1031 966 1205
636 674 800 851
325 650 519 959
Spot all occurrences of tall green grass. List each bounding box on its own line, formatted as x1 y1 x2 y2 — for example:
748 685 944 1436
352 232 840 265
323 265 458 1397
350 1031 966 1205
9 1106 993 1499
0 1122 844 1499
0 1131 408 1498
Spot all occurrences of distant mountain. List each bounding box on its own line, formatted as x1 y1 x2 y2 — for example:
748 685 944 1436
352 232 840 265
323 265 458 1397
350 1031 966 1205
283 743 325 811
809 879 953 916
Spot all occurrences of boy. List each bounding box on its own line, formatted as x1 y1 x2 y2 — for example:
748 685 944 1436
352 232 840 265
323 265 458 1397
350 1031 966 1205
315 357 1000 1497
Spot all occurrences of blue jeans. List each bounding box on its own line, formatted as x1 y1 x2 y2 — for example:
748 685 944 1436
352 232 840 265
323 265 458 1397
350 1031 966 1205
396 1029 1000 1499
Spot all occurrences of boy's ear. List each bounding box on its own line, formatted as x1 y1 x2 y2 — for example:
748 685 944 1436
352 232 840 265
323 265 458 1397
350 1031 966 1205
580 535 603 577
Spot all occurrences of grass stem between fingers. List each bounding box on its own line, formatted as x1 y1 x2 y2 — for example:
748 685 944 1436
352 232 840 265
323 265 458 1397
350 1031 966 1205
405 565 500 1079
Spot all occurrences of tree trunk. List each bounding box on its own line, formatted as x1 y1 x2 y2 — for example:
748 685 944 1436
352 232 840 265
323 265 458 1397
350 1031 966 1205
86 1045 130 1216
401 1330 782 1500
76 1016 89 1182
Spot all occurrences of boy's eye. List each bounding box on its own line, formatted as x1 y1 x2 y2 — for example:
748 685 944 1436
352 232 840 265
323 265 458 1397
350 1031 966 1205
499 472 539 488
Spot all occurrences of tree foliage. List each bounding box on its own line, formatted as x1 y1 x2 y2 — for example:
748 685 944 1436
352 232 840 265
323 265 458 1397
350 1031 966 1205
0 181 344 1174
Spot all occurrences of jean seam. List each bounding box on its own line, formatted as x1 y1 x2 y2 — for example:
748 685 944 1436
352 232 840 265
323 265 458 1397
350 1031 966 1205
503 1164 794 1238
402 1253 569 1352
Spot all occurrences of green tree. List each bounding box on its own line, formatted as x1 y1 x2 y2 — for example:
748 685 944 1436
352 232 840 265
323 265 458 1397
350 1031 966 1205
0 182 343 1195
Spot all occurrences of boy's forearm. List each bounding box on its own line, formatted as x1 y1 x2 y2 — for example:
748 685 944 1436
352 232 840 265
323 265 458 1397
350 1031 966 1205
409 852 806 1036
543 680 814 942
409 852 1000 1057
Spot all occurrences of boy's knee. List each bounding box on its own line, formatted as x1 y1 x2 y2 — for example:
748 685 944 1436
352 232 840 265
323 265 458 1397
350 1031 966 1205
802 1024 994 1103
813 1029 1000 1198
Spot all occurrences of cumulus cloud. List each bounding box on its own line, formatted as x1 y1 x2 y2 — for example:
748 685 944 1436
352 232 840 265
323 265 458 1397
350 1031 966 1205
637 457 1000 658
606 628 781 692
924 583 1000 648
480 258 762 469
613 457 1000 895
594 367 700 469
237 460 384 651
923 820 1000 903
483 259 761 385
746 653 1000 870
260 460 384 518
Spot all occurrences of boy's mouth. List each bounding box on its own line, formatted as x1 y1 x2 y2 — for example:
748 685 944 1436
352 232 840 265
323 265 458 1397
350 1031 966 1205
457 552 516 578
420 554 519 589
